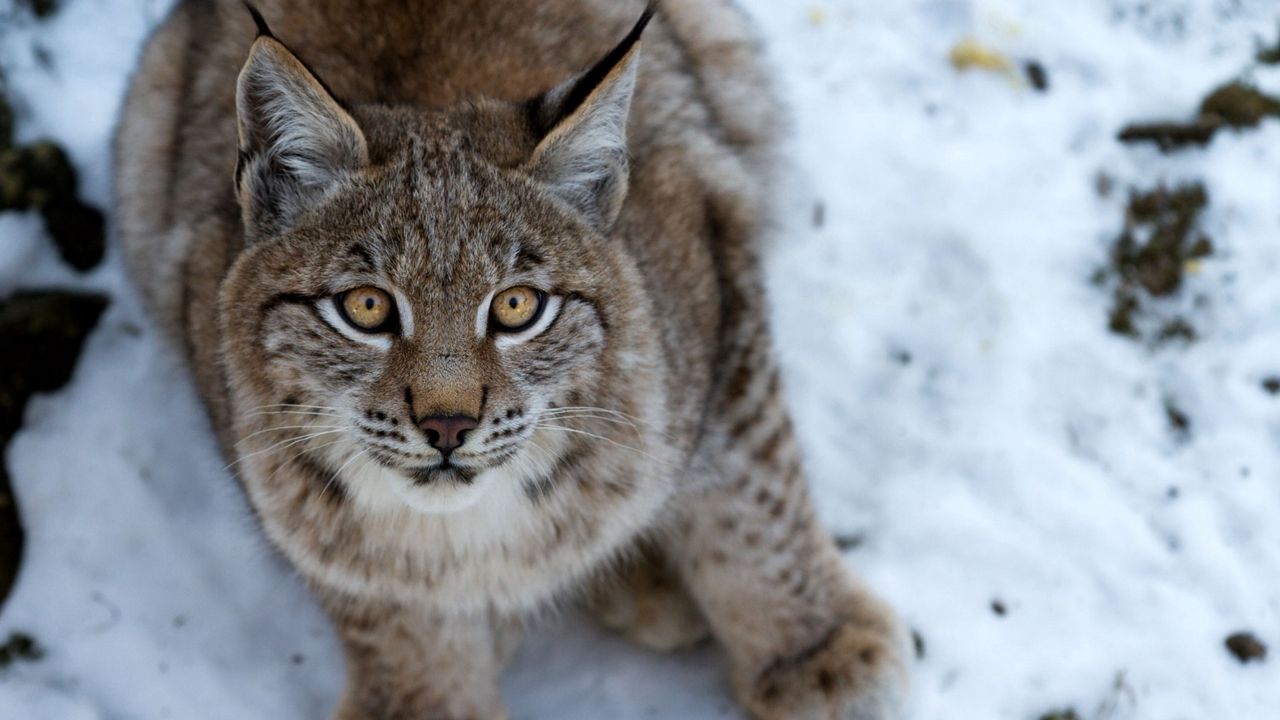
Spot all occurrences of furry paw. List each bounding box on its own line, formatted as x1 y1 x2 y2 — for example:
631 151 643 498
332 693 507 720
491 613 524 668
736 618 908 720
588 551 711 652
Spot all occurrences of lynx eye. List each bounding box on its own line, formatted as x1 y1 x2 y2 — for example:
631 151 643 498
490 286 544 332
336 286 398 333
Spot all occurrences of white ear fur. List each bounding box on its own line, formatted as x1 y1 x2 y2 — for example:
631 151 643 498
235 36 367 239
525 50 639 232
524 6 654 233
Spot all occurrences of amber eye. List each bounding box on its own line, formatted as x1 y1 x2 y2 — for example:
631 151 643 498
490 286 544 332
336 286 397 333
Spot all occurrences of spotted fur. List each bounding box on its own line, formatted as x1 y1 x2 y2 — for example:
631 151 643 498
115 1 907 717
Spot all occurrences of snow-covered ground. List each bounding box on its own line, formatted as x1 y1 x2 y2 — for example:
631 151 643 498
2 0 1279 718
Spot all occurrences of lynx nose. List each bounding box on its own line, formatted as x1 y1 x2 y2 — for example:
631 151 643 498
417 415 478 455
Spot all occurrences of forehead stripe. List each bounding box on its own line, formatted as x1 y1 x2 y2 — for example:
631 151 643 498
259 292 322 315
513 247 545 273
346 242 376 268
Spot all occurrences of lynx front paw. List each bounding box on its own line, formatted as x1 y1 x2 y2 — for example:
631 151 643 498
590 577 710 652
333 692 508 720
736 619 908 720
588 550 710 652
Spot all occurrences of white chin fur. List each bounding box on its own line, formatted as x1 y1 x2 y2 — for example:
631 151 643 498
345 462 492 515
389 474 491 515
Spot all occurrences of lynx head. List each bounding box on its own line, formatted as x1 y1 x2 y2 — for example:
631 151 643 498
220 9 660 514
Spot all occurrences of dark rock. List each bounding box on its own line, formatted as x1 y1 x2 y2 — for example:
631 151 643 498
17 0 58 18
0 148 28 208
42 195 106 271
1118 83 1280 151
834 533 864 551
1121 184 1207 296
22 142 79 205
1118 119 1219 150
1187 236 1213 259
1259 34 1280 65
991 599 1007 617
911 630 926 660
0 291 108 438
1024 60 1049 92
1163 398 1191 440
0 631 44 669
1101 184 1211 344
1038 710 1080 720
1107 289 1139 337
1155 318 1196 344
1262 376 1280 395
1225 631 1267 664
0 466 17 617
1200 83 1280 128
24 143 105 271
0 93 11 151
1094 172 1115 198
0 291 107 611
0 142 106 271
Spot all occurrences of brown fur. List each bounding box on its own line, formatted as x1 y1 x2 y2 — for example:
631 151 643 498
114 1 907 717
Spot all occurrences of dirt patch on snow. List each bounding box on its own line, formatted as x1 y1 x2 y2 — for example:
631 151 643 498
1099 183 1212 344
0 292 107 610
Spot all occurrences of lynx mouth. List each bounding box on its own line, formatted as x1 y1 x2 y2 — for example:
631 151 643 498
407 461 477 486
368 460 491 516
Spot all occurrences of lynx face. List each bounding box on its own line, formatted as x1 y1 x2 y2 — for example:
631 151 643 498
220 19 646 514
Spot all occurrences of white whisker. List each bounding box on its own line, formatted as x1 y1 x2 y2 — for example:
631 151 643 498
322 449 367 501
244 409 343 419
532 423 672 467
250 437 347 485
245 402 343 413
226 429 348 470
237 424 347 443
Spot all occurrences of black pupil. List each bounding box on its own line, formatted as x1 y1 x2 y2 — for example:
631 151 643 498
364 297 376 310
508 296 519 309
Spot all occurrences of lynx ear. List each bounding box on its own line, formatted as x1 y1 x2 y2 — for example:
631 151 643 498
524 8 652 232
234 19 367 240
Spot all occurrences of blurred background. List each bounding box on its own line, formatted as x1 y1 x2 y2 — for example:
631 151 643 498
0 0 1278 718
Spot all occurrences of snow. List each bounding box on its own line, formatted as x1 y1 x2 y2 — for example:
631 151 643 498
2 0 1279 718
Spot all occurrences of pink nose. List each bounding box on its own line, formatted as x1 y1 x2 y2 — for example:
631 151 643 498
417 415 478 455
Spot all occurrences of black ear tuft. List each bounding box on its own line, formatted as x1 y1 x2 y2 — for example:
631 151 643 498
243 1 274 38
554 5 653 127
520 5 654 231
526 5 655 136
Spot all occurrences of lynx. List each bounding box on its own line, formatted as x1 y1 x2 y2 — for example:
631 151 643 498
115 1 907 717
